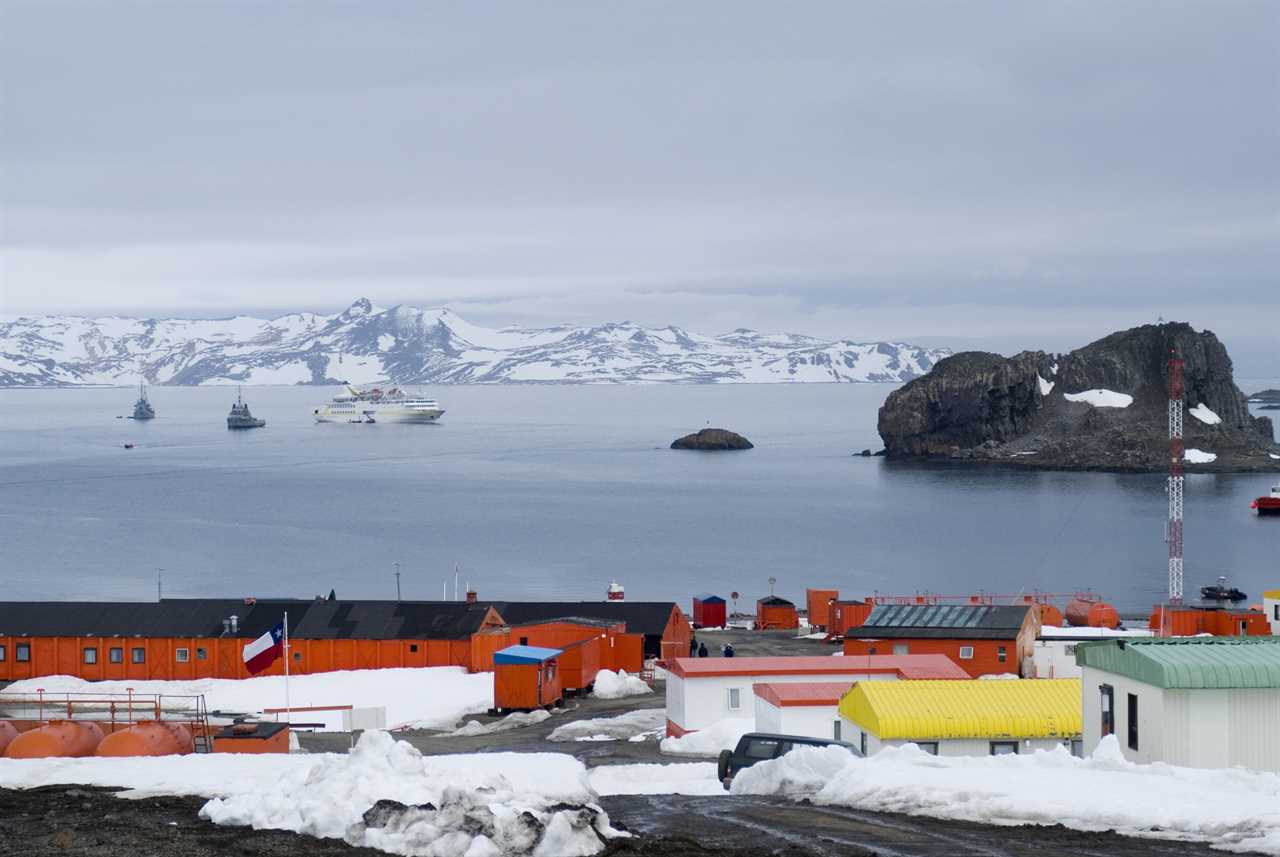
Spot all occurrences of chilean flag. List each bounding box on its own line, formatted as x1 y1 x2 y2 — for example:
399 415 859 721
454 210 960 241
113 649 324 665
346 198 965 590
243 621 285 675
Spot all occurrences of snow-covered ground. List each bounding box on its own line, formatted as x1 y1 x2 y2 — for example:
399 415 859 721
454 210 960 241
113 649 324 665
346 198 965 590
452 710 551 736
1039 625 1153 638
1064 389 1133 408
732 737 1280 854
659 718 754 757
590 669 652 700
548 709 665 743
0 731 729 855
5 668 493 732
1185 448 1218 464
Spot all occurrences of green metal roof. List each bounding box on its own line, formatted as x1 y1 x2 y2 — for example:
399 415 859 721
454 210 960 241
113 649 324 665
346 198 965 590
1075 638 1280 689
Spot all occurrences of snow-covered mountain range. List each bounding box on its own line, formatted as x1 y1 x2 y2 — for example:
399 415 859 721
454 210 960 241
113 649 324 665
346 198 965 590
0 299 949 386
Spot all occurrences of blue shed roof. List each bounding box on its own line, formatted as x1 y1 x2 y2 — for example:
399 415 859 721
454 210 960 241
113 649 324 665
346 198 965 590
494 644 563 665
693 594 725 603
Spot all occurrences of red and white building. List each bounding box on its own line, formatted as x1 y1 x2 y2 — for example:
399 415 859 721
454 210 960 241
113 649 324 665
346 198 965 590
753 681 852 741
663 655 967 736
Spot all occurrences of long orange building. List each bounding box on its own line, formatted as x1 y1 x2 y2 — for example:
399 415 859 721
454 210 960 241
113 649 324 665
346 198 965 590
0 597 689 682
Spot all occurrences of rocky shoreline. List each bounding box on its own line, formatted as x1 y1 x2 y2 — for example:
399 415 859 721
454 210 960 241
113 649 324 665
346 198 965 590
877 323 1280 473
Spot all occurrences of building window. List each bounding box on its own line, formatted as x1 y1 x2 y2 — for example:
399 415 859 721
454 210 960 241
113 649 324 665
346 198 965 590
131 647 146 664
916 742 939 755
0 645 6 662
990 741 1019 755
833 720 841 741
519 637 529 646
1069 739 1084 757
16 643 30 662
860 731 867 756
1127 693 1139 751
727 688 741 710
83 647 98 665
1064 644 1077 656
1100 684 1114 737
409 644 419 653
892 643 908 656
997 646 1007 663
293 651 301 661
175 648 190 663
196 648 207 660
109 647 123 663
1274 604 1279 622
958 646 975 660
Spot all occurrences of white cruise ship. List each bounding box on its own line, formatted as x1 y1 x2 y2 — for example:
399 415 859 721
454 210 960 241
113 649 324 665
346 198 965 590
313 386 445 424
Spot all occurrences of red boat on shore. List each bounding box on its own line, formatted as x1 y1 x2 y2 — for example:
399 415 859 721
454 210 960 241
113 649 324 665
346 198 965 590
1252 484 1280 516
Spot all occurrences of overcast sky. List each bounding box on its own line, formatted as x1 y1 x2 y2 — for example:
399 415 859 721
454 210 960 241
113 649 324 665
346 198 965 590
1 1 1276 369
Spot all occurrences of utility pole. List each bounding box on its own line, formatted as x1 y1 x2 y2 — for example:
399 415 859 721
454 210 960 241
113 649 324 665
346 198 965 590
394 562 401 601
157 568 163 602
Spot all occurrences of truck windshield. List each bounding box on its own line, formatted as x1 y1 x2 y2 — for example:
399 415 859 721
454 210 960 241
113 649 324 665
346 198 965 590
742 738 781 759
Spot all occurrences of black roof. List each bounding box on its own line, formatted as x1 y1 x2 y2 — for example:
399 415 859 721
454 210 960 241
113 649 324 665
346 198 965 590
855 604 1031 640
757 596 795 607
0 599 499 641
483 601 679 638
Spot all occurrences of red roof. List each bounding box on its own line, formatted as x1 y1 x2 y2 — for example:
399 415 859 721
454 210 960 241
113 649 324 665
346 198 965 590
664 654 966 680
753 681 852 707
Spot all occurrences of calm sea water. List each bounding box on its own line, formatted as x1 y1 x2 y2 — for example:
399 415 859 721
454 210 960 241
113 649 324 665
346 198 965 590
1 382 1276 611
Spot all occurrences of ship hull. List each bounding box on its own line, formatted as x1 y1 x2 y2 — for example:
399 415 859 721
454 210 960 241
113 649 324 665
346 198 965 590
1252 500 1280 516
314 403 444 424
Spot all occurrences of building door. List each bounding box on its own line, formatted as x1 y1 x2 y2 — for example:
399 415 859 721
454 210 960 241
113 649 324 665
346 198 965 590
1100 684 1114 738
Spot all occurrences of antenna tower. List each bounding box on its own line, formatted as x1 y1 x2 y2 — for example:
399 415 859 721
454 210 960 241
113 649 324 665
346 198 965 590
1166 350 1184 603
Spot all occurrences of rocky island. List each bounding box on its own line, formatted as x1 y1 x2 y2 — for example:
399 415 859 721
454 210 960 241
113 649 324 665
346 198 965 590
670 428 754 451
1249 390 1280 410
877 322 1280 472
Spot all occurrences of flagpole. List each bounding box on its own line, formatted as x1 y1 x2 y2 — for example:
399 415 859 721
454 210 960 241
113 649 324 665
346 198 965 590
283 611 291 725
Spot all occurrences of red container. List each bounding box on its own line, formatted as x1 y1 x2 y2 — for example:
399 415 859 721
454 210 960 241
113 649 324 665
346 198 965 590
805 589 839 631
692 595 727 628
96 721 194 757
1065 597 1119 629
5 720 104 759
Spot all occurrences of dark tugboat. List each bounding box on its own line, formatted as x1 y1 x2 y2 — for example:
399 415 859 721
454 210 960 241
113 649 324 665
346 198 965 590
227 388 266 429
131 382 155 420
1199 576 1248 603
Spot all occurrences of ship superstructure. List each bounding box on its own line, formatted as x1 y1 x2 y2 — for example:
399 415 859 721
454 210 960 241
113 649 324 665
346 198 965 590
313 386 444 424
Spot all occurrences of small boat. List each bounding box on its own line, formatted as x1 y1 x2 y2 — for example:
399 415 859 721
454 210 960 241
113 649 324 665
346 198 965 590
227 387 266 430
1200 576 1247 602
1251 484 1280 517
123 443 134 449
130 382 155 420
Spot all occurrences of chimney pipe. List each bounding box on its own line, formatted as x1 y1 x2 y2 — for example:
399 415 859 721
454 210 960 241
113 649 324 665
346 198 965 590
465 590 477 604
229 614 239 634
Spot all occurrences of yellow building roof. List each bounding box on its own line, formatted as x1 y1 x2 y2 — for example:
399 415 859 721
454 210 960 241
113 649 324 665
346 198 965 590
839 679 1082 740
1263 590 1280 600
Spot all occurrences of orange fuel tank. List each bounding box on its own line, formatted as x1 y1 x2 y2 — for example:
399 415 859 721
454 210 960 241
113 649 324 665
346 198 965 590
1038 603 1064 627
96 721 194 757
1065 597 1119 629
5 720 104 759
0 721 18 756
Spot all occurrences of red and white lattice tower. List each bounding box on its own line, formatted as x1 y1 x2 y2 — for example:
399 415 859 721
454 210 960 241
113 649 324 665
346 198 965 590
1166 350 1185 604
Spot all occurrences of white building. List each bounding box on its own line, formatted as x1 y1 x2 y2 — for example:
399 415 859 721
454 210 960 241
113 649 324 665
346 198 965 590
1030 625 1153 679
663 655 967 736
838 678 1082 758
1264 589 1280 634
1078 637 1280 771
752 682 851 741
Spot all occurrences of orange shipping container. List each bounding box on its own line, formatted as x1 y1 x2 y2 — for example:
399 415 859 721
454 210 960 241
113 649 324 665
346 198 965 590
756 597 799 631
805 589 839 632
492 645 564 712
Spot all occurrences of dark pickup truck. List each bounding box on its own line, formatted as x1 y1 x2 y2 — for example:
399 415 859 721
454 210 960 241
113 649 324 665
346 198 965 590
717 732 860 788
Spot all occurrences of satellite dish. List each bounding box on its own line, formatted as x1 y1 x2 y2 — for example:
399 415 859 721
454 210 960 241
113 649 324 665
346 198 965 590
768 576 777 595
730 591 739 601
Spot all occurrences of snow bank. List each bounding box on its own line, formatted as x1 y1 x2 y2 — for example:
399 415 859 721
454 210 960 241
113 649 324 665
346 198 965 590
659 718 754 757
731 737 1280 854
1272 453 1280 460
1189 403 1222 425
1037 375 1055 396
590 669 652 700
1185 448 1217 464
452 710 551 736
589 762 724 796
549 709 665 743
201 731 619 856
6 668 493 732
1063 389 1133 408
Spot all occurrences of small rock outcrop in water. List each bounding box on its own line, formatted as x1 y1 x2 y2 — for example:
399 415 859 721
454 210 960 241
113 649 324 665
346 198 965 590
671 428 754 450
877 323 1280 473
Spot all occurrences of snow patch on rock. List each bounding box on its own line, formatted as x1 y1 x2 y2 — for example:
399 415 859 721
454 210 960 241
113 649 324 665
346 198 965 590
1037 375 1055 396
1063 389 1133 408
1189 403 1222 425
1184 448 1217 464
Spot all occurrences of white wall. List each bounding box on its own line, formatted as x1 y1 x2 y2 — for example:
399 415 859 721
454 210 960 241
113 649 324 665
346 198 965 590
1030 639 1084 679
1265 595 1280 635
669 671 895 732
1081 666 1166 763
838 716 1077 758
753 695 783 735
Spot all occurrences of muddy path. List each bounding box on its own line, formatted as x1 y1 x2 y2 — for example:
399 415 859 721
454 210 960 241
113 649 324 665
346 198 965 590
600 794 1261 857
